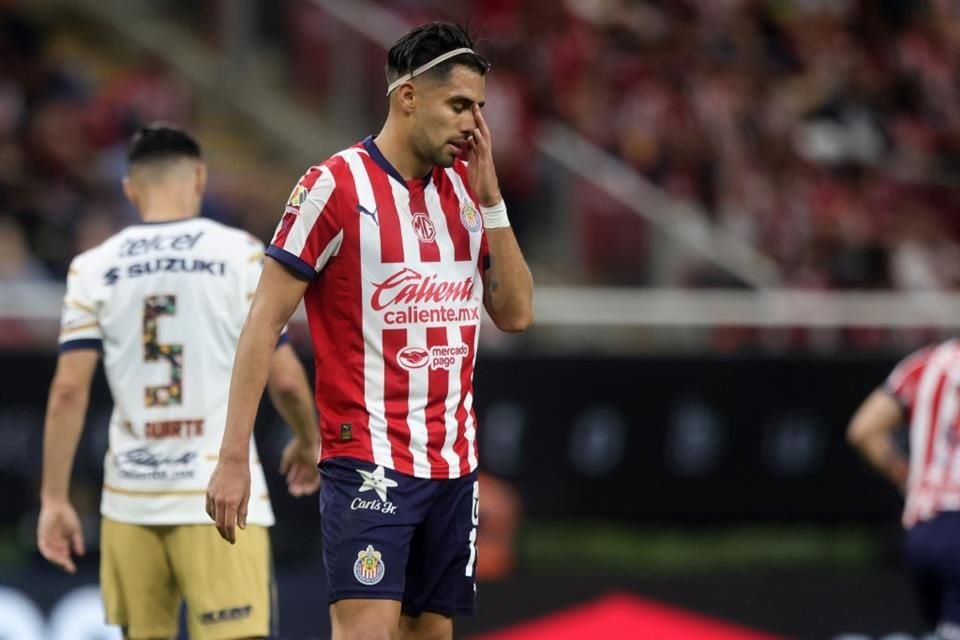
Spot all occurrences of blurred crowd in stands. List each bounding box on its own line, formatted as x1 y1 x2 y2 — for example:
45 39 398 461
369 0 960 289
0 7 181 282
3 0 960 293
0 3 268 289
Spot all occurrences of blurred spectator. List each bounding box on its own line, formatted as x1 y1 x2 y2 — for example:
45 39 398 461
0 5 280 288
0 215 47 281
321 0 960 290
5 0 960 353
84 57 194 149
476 472 522 581
890 204 960 291
0 215 50 347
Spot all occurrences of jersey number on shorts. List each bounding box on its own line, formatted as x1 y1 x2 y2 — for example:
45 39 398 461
142 295 183 407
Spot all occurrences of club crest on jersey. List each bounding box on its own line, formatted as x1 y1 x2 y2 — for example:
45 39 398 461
411 212 436 243
460 201 482 233
354 545 385 585
285 184 308 214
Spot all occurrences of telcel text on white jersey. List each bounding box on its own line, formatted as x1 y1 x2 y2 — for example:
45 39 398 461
59 218 275 526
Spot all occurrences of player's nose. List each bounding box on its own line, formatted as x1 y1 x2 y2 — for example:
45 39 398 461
460 112 477 135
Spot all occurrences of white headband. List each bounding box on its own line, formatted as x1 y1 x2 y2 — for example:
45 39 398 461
386 47 477 96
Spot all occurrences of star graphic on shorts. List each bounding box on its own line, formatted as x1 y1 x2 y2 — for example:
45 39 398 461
356 465 398 502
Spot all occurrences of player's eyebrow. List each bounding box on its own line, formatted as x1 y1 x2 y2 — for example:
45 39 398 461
449 95 485 108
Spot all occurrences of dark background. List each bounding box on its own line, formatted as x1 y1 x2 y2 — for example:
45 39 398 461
0 351 923 638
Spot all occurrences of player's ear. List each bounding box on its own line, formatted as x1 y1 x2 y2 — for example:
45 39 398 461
121 175 137 207
194 161 208 196
396 83 417 115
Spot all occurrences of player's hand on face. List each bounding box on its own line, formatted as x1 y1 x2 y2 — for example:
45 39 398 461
465 103 502 207
205 458 250 544
279 437 321 497
37 501 85 574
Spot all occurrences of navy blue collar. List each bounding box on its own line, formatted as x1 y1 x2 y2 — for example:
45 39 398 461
362 135 432 190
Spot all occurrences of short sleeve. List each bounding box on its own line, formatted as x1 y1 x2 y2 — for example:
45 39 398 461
267 164 345 280
58 257 103 352
883 346 935 414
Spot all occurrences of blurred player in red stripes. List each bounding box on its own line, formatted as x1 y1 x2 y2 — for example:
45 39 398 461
206 21 534 640
849 340 960 638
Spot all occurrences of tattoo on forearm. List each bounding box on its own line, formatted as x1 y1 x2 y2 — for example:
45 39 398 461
490 279 499 293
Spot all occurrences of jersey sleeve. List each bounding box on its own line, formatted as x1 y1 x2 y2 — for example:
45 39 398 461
266 164 345 281
883 345 935 415
58 255 103 352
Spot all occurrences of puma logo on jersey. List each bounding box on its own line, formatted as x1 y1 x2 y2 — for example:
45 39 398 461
357 204 379 226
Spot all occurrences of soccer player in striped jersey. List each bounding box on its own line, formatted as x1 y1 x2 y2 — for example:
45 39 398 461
206 21 534 640
37 125 321 640
848 340 960 638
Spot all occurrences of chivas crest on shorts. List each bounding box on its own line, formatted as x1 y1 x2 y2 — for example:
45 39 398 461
354 544 386 585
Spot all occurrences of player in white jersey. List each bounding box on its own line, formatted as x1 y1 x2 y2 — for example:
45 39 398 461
207 22 534 640
37 125 321 640
848 340 960 638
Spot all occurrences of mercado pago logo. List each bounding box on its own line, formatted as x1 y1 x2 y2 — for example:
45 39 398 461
397 343 470 371
371 268 480 326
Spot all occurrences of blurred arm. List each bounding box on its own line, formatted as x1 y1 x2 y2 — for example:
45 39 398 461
467 104 533 333
267 340 321 497
483 227 533 333
40 350 100 503
267 341 318 449
847 390 909 491
219 259 310 463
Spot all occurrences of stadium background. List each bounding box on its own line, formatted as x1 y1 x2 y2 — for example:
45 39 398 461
2 0 959 637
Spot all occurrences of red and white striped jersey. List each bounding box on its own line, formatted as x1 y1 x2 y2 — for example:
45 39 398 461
884 339 960 527
266 136 489 479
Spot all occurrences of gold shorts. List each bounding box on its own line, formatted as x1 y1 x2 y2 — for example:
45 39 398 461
100 517 274 640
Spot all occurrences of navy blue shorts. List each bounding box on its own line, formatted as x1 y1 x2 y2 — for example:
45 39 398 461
318 457 479 617
905 511 960 632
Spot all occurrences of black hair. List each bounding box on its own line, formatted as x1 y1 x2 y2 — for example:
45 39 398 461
127 123 201 166
386 21 490 87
